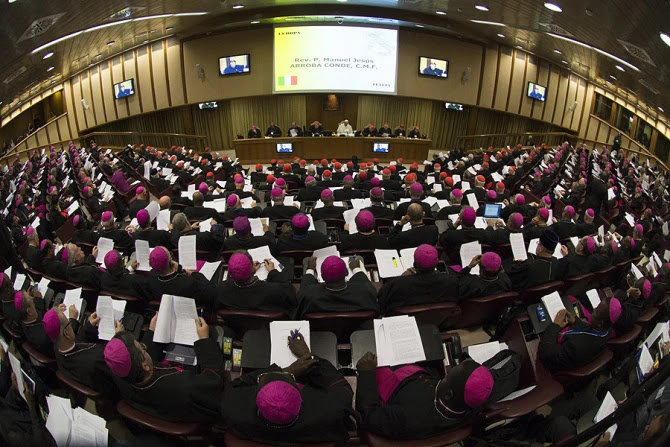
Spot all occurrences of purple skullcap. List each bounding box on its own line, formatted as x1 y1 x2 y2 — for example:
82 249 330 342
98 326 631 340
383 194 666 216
62 248 69 263
228 253 254 282
630 238 635 249
539 208 549 221
233 216 251 234
410 182 423 194
586 208 595 218
149 247 170 271
13 291 23 312
535 172 541 178
198 182 208 194
543 169 550 175
104 250 120 269
26 227 35 237
48 186 56 194
370 177 381 187
643 280 652 299
275 178 286 187
370 187 383 198
37 205 46 213
73 215 80 227
609 297 622 324
136 209 149 226
320 189 333 200
136 186 145 196
40 239 48 250
486 189 497 200
104 338 132 378
635 224 644 235
463 366 494 408
321 256 347 282
452 188 463 198
542 196 551 205
516 195 525 205
481 252 501 272
611 240 618 254
305 176 315 183
355 210 375 231
343 175 353 181
43 309 61 340
463 208 477 225
511 213 524 228
585 237 596 254
227 194 239 207
256 381 302 425
101 211 113 222
414 244 438 269
271 187 284 198
83 186 90 195
234 176 244 184
564 205 575 218
291 214 310 229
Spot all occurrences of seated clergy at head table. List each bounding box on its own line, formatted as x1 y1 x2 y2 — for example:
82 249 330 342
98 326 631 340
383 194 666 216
459 252 512 300
336 119 354 136
339 209 391 252
378 244 460 315
101 250 151 300
216 252 297 317
248 125 262 138
43 307 114 392
184 191 224 224
64 243 103 289
388 203 439 250
266 121 282 137
224 215 276 253
131 209 173 249
98 211 133 248
311 189 346 221
146 246 216 306
355 353 493 440
276 214 328 252
296 255 379 317
222 332 354 443
393 182 432 220
262 188 301 220
364 186 394 220
104 315 227 422
539 301 611 373
507 228 562 291
222 194 262 220
169 212 225 252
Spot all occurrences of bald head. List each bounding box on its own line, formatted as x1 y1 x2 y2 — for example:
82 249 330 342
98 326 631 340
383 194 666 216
159 196 171 210
407 203 424 224
192 191 204 206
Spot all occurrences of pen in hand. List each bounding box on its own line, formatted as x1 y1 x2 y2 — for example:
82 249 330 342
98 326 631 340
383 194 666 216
291 328 301 340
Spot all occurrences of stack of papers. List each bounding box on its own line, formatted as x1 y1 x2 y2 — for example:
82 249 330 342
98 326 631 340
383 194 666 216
270 320 311 368
374 316 426 366
154 295 199 346
96 296 127 341
466 341 509 363
374 249 414 278
46 396 109 447
247 245 283 281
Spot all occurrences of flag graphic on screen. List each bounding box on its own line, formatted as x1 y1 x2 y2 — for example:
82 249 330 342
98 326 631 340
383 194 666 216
278 76 298 86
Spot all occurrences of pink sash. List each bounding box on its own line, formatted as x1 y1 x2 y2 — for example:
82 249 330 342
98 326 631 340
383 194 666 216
376 366 427 406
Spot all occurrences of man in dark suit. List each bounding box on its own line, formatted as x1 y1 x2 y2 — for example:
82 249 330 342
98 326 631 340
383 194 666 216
388 203 439 250
266 122 282 138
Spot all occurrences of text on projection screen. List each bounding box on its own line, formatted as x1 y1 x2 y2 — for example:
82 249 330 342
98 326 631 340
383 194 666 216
273 26 398 94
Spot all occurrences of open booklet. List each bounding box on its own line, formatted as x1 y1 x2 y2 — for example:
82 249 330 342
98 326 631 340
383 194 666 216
96 296 127 341
373 315 426 366
373 249 417 278
153 295 199 346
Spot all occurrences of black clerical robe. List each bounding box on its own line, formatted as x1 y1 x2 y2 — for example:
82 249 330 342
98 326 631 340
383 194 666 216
98 227 133 248
551 220 577 239
539 319 609 372
439 228 486 249
276 231 329 252
296 271 379 317
55 321 113 392
147 268 216 306
100 271 151 300
334 188 365 201
295 186 323 203
458 266 512 300
364 204 394 220
171 228 225 252
339 232 390 252
311 205 346 221
184 206 224 224
216 270 297 317
71 229 100 245
388 224 439 250
261 204 301 221
128 199 149 220
222 207 262 221
507 255 560 291
66 263 103 290
223 232 276 253
378 271 460 314
555 253 591 279
133 227 174 249
393 200 433 220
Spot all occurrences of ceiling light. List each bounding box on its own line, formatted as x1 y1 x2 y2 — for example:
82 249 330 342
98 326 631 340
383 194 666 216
134 14 172 21
46 66 54 72
86 19 132 33
415 24 424 28
250 20 260 24
561 60 569 64
233 4 244 9
661 33 670 47
49 74 55 79
659 106 665 112
173 12 208 16
337 0 348 2
43 51 54 59
143 40 148 43
475 5 489 11
166 27 174 31
546 32 640 72
436 10 447 15
106 41 115 46
553 49 561 54
95 53 102 58
544 2 563 12
470 19 505 26
610 75 617 80
615 65 625 71
516 45 523 49
497 33 505 37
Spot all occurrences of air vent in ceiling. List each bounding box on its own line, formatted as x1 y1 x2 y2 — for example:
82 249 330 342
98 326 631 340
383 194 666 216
617 39 656 67
3 66 27 85
108 7 146 21
538 23 574 37
17 13 66 43
639 78 660 95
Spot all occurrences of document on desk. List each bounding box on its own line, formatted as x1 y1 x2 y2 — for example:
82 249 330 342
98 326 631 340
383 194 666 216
460 241 482 275
593 391 618 439
154 295 199 345
586 289 601 309
145 201 160 222
96 237 114 265
399 248 417 272
498 385 536 402
72 407 108 447
374 249 405 278
247 245 283 281
199 261 222 281
466 341 508 364
248 218 266 237
64 288 83 314
134 240 151 272
178 235 197 270
270 321 311 368
645 321 670 348
343 209 358 234
541 291 565 322
46 395 73 447
374 316 426 366
510 233 528 261
96 295 126 341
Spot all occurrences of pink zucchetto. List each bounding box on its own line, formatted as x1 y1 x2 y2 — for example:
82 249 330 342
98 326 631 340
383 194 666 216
539 208 550 221
199 182 208 194
271 188 284 198
410 183 423 194
586 208 595 218
291 214 310 229
104 250 120 269
83 186 90 195
643 280 652 299
370 177 381 187
343 175 353 181
355 210 375 231
62 248 69 263
256 381 302 425
451 188 463 198
635 224 644 235
235 176 245 184
149 247 170 272
136 186 145 196
462 208 477 225
320 189 333 200
414 244 438 269
542 196 551 205
481 252 501 272
73 215 80 227
320 256 348 282
136 209 149 226
228 253 254 282
609 297 622 323
486 189 497 200
104 338 132 378
101 211 113 222
40 240 48 250
227 194 239 207
463 366 494 408
14 291 23 312
305 176 316 184
275 178 286 187
515 195 525 205
585 237 596 254
564 206 575 218
233 216 251 234
43 309 61 340
511 213 524 229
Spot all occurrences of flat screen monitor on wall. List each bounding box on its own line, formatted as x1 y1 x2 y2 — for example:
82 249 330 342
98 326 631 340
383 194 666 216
198 102 218 109
276 143 293 153
273 25 398 94
445 102 464 111
373 143 389 153
114 79 135 99
419 57 449 78
527 82 547 102
219 54 250 76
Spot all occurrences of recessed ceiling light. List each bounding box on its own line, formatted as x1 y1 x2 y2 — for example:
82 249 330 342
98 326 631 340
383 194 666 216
545 32 640 72
470 19 505 26
166 27 174 31
516 45 523 49
436 10 447 15
475 5 489 11
49 74 55 79
544 2 563 12
250 20 260 24
233 4 244 9
661 33 670 47
106 40 115 46
561 60 569 64
497 33 505 37
659 106 665 112
615 65 625 71
43 51 54 59
553 49 561 54
95 53 102 58
609 75 617 80
46 66 54 72
143 40 148 43
336 0 348 2
172 12 208 17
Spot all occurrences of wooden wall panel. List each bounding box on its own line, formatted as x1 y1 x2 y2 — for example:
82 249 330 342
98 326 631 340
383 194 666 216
561 75 578 129
166 37 185 106
519 57 537 117
151 42 170 110
80 72 96 128
552 72 569 126
571 78 586 131
585 117 599 141
46 120 58 143
507 50 526 115
90 67 106 125
493 49 512 111
70 77 86 132
136 46 155 113
111 56 128 120
62 80 78 137
123 52 142 116
478 46 498 108
542 66 560 122
100 62 117 123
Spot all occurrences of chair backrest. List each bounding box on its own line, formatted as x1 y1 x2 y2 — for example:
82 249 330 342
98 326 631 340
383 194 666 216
55 370 102 399
564 272 596 297
520 281 566 304
303 310 376 343
457 292 520 329
116 400 209 436
224 431 338 447
278 250 316 267
392 302 461 330
21 341 56 366
551 349 613 386
363 426 472 447
340 249 377 265
216 309 288 336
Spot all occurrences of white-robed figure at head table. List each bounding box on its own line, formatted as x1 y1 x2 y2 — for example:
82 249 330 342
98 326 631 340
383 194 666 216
336 119 354 136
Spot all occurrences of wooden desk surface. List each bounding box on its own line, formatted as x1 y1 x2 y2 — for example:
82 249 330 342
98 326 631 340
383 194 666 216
233 136 432 163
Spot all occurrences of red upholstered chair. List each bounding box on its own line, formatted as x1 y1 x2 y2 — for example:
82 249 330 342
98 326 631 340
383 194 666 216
224 431 338 447
216 309 288 337
56 370 102 399
519 281 565 304
21 341 57 367
457 292 520 329
116 400 209 436
392 302 461 331
551 349 613 386
607 324 642 351
303 310 376 343
564 273 596 297
363 426 472 447
637 307 659 325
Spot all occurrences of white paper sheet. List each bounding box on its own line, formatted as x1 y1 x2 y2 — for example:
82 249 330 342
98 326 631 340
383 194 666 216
631 263 644 280
154 295 199 345
594 391 618 439
586 289 601 309
313 246 341 282
248 218 266 237
342 209 359 234
510 233 528 261
64 288 83 314
8 352 26 401
270 320 311 368
541 291 565 322
644 321 670 349
199 219 212 233
37 277 51 297
374 249 405 278
46 395 73 447
96 237 114 265
460 241 482 275
466 193 479 211
178 235 197 270
96 296 117 341
498 385 537 402
467 341 506 364
373 316 426 366
13 273 26 291
134 240 151 271
247 245 283 281
199 261 222 281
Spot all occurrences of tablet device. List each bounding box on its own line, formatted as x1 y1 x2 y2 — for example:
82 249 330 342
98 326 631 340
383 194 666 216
483 204 502 219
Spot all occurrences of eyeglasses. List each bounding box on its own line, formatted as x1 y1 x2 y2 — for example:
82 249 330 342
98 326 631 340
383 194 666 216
256 371 296 385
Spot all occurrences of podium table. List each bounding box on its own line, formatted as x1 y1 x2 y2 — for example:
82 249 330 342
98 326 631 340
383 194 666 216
233 136 432 164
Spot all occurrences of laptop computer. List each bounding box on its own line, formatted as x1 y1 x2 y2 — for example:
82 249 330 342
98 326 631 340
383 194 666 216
483 203 502 219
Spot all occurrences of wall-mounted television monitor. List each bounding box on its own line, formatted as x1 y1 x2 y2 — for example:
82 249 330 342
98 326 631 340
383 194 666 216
276 143 293 153
373 143 389 153
219 54 250 76
198 102 218 109
419 57 448 78
114 79 135 99
445 102 464 111
527 82 547 102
